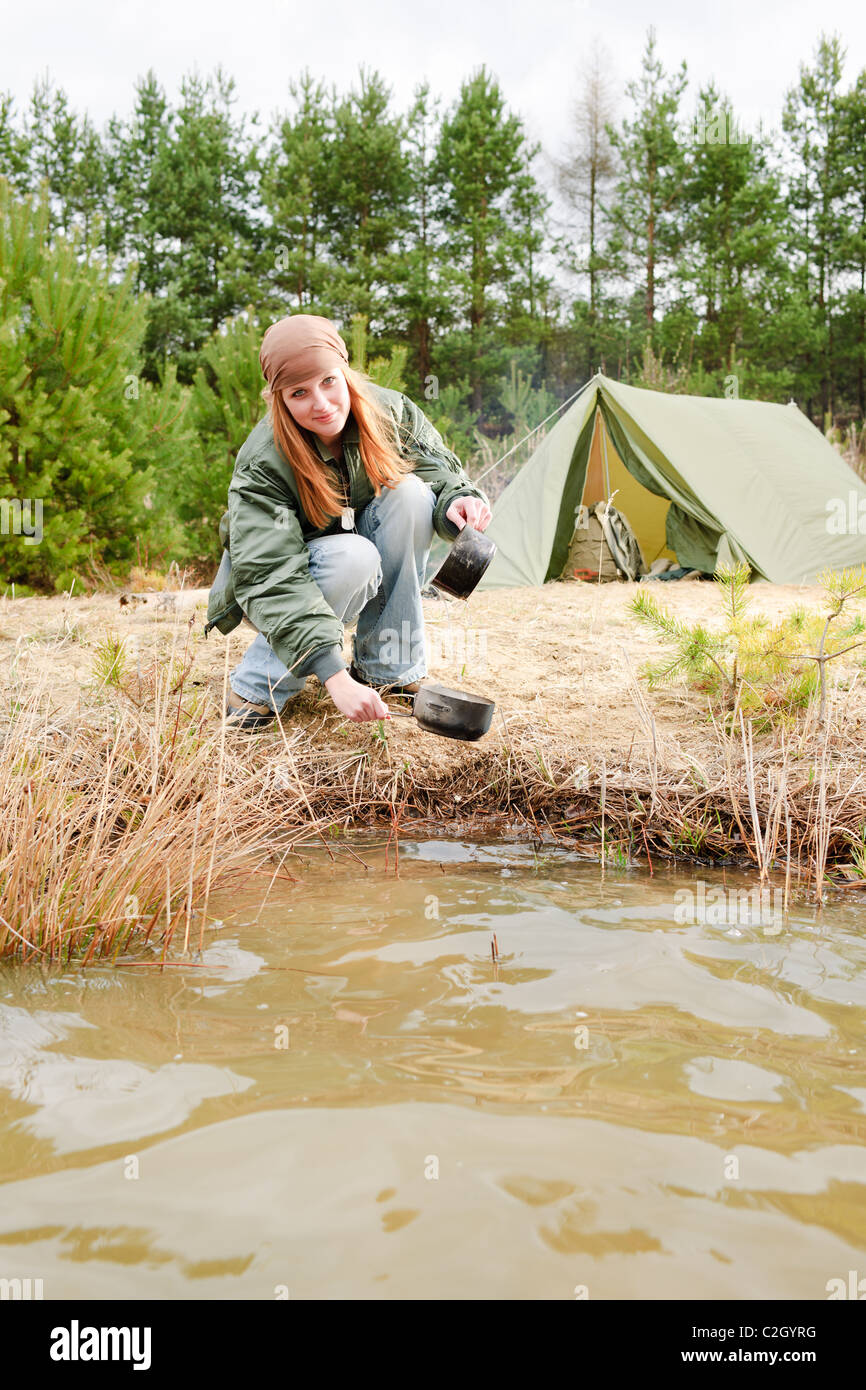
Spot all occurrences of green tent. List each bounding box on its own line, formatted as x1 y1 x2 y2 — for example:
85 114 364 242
474 373 866 588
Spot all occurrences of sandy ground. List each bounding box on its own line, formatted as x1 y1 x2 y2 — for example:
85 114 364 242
3 576 866 784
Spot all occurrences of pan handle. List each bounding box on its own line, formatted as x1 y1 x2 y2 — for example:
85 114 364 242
385 707 413 718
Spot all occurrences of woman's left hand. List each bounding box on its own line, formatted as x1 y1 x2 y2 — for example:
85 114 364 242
446 496 492 532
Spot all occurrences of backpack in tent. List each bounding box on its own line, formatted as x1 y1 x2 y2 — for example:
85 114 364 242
560 500 648 583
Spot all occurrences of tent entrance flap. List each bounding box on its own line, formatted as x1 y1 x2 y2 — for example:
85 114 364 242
580 412 675 568
545 405 678 582
544 405 597 581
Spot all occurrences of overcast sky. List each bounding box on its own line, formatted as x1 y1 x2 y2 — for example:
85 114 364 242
2 0 865 165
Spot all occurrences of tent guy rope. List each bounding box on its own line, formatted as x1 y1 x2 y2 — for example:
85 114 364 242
473 382 587 484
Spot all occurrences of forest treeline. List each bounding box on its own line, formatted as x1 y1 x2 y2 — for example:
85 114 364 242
1 27 865 591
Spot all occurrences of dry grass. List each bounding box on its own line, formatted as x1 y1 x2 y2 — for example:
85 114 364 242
829 421 866 484
3 579 866 964
0 615 333 963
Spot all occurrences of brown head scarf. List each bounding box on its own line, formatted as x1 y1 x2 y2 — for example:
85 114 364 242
259 314 350 394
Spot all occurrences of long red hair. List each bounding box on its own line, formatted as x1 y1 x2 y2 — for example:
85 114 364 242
262 365 414 529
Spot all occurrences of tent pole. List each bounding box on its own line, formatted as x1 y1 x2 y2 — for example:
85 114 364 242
600 415 612 497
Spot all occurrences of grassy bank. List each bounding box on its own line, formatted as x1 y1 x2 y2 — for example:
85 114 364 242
2 579 866 961
0 622 325 963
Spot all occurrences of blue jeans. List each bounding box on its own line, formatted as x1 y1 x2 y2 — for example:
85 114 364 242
229 474 436 712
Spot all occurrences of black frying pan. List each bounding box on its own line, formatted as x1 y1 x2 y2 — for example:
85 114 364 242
387 681 495 741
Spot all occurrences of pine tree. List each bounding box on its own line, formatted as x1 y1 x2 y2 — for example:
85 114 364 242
607 27 688 344
672 83 792 392
389 81 456 395
433 65 548 419
173 311 267 559
322 68 410 332
22 77 110 242
347 313 407 391
500 145 553 368
836 68 866 418
0 178 192 591
101 71 172 286
782 33 848 423
142 67 263 382
260 70 334 316
0 91 31 192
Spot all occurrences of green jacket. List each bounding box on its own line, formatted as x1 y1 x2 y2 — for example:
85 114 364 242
205 383 489 683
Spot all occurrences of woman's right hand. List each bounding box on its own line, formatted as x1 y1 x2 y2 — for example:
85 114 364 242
325 669 391 722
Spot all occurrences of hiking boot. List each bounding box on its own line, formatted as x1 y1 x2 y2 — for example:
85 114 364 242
224 688 275 730
349 662 425 700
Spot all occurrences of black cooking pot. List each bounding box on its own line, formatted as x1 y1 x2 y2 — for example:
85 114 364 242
388 682 495 741
430 524 496 600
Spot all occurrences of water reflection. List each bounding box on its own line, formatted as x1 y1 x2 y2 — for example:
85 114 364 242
0 837 864 1298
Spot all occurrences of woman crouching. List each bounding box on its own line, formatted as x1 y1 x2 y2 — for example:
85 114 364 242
206 314 492 729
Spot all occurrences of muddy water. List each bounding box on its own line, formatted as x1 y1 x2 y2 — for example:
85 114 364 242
1 838 865 1301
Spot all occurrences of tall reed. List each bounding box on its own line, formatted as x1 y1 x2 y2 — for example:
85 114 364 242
0 623 315 962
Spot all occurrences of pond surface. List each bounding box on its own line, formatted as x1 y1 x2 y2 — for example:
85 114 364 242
1 837 865 1300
